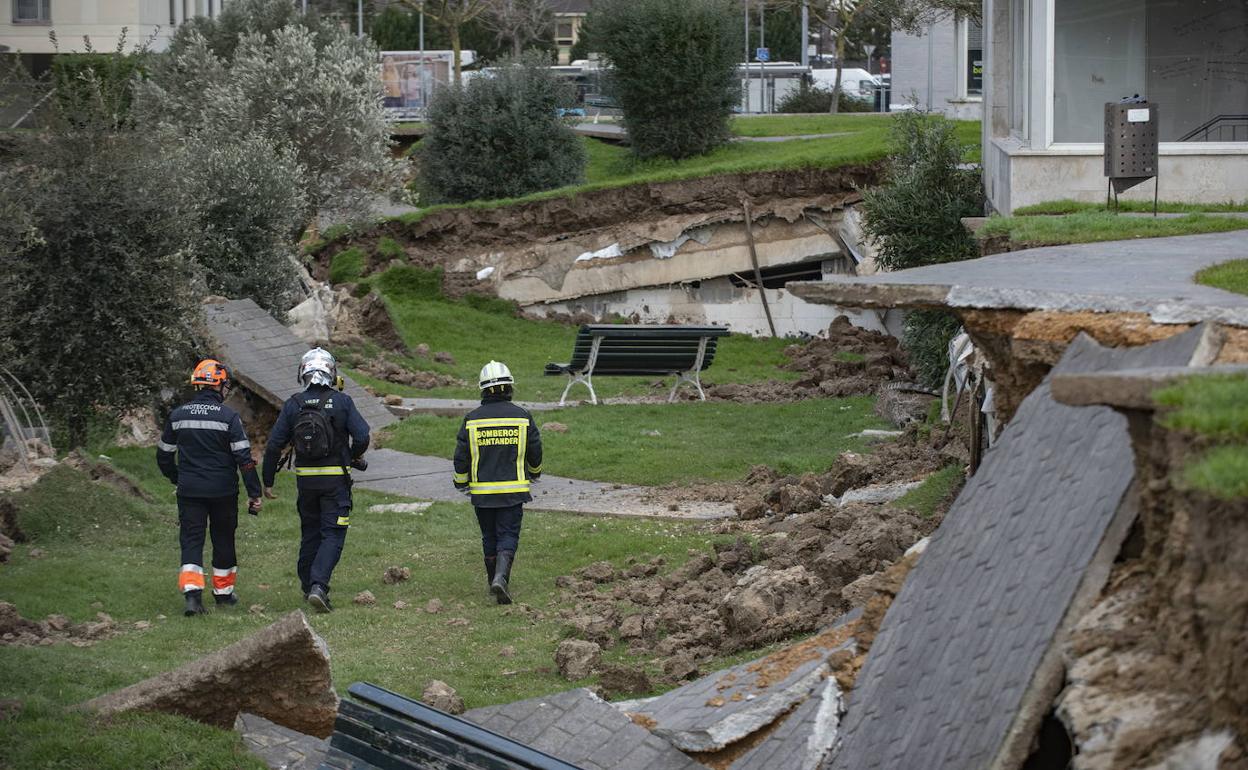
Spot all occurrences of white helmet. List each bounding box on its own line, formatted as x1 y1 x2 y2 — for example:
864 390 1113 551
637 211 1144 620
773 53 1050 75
299 347 338 387
479 360 514 390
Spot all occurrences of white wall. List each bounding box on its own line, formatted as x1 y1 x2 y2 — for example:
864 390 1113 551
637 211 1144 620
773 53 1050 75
890 16 982 120
1 0 185 54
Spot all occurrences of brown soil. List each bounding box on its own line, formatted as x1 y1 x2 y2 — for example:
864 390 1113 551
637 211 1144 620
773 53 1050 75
1058 419 1248 768
351 354 465 391
553 438 956 687
0 601 120 647
63 451 154 503
706 316 912 404
312 165 882 281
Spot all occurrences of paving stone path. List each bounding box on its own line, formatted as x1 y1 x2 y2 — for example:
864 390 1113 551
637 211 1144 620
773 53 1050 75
235 713 327 770
354 448 733 519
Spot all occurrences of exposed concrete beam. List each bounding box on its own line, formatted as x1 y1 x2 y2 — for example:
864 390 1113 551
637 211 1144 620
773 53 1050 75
1051 364 1248 411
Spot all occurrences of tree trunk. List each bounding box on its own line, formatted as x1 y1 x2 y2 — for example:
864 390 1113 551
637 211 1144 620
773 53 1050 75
829 31 845 114
78 611 340 738
451 23 463 86
512 35 522 58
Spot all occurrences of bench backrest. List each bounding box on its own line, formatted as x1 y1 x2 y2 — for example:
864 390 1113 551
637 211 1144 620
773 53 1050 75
319 683 582 770
560 325 730 374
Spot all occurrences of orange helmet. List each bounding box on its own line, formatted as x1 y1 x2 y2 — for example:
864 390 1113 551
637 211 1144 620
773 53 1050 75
190 359 230 388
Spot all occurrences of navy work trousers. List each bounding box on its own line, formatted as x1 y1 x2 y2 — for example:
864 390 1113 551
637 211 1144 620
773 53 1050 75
296 483 351 594
475 504 523 557
178 495 237 571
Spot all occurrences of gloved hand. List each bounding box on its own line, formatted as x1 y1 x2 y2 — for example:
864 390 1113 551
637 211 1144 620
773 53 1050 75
247 497 262 516
350 457 368 472
456 485 470 497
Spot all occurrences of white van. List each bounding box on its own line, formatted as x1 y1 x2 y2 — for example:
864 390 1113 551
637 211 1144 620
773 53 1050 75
810 68 880 99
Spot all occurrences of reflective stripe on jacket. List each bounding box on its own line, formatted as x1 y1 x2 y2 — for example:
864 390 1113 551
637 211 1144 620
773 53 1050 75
453 397 542 508
157 390 262 499
262 384 371 490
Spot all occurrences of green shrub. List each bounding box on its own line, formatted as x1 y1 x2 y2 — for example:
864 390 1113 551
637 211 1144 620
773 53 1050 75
419 52 586 204
777 81 873 114
329 247 368 284
858 111 983 389
903 309 962 390
594 0 742 160
859 111 983 271
51 51 145 127
376 236 405 260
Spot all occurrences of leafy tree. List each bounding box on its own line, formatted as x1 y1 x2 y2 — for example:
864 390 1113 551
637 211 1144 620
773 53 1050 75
170 0 303 60
859 111 983 387
418 51 584 202
0 69 195 448
567 14 592 62
593 0 742 160
143 25 400 227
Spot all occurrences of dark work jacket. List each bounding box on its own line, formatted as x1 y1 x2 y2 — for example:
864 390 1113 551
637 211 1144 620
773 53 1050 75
157 389 262 499
453 396 542 508
262 385 371 490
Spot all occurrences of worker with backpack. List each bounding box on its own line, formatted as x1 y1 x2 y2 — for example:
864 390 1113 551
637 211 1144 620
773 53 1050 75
262 348 370 613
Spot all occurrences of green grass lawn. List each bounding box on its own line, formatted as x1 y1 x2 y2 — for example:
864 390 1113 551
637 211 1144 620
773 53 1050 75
340 266 800 403
1013 199 1248 215
978 210 1248 248
387 115 981 230
1155 373 1248 501
893 465 964 518
385 397 887 486
1195 259 1248 297
0 452 741 768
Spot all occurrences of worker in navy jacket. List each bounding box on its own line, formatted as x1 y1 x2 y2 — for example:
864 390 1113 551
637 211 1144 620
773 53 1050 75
157 359 262 617
262 348 370 614
453 360 542 605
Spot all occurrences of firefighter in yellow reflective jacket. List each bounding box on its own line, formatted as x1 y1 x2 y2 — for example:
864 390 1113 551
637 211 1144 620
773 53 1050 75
453 361 542 605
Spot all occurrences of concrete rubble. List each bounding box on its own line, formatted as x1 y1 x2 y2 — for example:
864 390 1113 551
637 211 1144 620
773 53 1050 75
79 611 339 737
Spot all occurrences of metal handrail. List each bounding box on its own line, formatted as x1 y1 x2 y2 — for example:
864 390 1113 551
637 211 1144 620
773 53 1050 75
1178 114 1248 142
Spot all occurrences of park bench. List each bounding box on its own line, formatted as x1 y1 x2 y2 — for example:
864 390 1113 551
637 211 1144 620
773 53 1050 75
318 682 582 770
544 324 730 406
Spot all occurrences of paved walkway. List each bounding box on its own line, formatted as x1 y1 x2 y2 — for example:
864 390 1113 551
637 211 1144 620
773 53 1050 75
235 713 327 770
790 230 1248 326
387 397 568 418
354 448 733 519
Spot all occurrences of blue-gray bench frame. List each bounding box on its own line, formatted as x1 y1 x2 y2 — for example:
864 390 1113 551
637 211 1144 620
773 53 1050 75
318 682 583 770
543 324 730 405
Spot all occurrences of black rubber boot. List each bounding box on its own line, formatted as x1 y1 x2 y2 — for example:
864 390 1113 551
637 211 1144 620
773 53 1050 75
491 551 513 605
214 593 239 608
484 557 497 594
307 584 333 613
184 590 207 617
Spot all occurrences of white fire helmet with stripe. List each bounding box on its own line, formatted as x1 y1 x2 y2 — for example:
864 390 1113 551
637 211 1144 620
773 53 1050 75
299 347 338 387
479 360 514 390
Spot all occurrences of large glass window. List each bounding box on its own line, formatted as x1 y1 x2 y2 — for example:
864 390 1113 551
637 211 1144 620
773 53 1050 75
1010 0 1029 138
1054 0 1248 142
12 0 50 23
963 17 984 97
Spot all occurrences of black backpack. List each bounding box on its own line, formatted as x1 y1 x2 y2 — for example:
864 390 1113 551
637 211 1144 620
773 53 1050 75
293 399 335 461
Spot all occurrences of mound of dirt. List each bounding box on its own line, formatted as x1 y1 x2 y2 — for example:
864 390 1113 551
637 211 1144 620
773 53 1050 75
706 317 912 403
355 356 465 390
0 602 119 647
553 483 947 686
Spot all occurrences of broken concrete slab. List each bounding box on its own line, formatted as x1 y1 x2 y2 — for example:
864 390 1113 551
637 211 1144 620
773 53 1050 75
623 611 858 753
464 687 703 770
366 501 432 514
354 448 733 519
1051 364 1248 411
386 397 568 418
202 298 395 430
789 231 1248 327
826 327 1210 770
79 611 338 737
730 677 843 770
235 712 328 770
828 479 924 507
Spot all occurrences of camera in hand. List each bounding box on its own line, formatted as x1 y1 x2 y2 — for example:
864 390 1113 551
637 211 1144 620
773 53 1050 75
350 457 368 472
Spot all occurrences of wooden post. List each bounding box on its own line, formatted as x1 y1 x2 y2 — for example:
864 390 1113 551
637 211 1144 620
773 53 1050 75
741 197 778 338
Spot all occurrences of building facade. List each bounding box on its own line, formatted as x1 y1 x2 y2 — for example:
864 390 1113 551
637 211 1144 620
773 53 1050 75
2 0 228 55
982 0 1248 213
551 0 588 65
890 14 984 120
